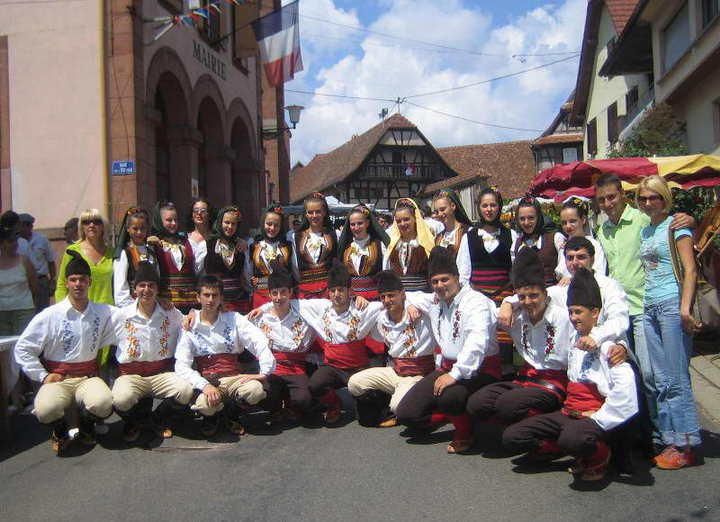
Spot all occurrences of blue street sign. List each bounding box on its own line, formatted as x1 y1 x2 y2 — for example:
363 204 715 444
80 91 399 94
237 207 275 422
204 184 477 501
111 160 135 175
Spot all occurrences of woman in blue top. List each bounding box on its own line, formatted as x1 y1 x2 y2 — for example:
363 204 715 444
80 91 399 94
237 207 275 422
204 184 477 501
637 175 701 470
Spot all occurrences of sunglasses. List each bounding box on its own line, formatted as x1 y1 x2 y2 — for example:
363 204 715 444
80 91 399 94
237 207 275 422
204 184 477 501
81 218 103 226
637 195 662 204
193 208 209 215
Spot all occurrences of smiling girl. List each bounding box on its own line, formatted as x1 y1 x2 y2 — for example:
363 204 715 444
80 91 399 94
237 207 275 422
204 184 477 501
292 193 337 299
113 207 158 307
554 198 606 284
432 190 473 258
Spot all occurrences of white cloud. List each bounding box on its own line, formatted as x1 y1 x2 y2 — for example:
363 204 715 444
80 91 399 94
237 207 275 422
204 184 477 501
287 0 586 165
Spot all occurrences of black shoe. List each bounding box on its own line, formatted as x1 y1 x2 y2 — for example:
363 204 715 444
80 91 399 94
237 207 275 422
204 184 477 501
122 420 141 442
201 415 220 437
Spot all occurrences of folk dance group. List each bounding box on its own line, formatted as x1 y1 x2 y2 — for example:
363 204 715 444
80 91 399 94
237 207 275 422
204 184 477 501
12 173 704 482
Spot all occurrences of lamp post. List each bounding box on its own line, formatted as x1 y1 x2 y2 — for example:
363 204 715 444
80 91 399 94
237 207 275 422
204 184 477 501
263 105 304 139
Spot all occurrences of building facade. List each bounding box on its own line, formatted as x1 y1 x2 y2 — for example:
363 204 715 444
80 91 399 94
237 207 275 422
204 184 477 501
531 92 584 171
571 0 652 160
602 0 720 156
1 0 273 244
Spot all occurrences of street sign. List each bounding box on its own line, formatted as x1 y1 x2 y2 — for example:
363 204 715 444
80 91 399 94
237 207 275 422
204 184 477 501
111 160 135 175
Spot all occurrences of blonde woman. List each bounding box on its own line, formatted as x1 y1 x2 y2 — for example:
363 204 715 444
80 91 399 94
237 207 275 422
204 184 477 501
636 175 701 470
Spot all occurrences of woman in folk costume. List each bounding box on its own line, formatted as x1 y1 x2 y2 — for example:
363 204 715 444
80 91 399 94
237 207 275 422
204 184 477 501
511 195 559 287
554 196 607 284
245 205 293 308
186 198 215 274
291 192 338 299
337 204 390 301
203 206 251 314
149 201 197 314
432 189 473 257
113 207 158 307
457 187 515 361
383 198 436 292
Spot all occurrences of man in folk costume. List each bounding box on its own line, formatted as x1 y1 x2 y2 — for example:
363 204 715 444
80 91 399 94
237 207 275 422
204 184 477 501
502 268 639 481
347 270 436 427
249 261 385 424
465 247 573 425
175 275 276 436
111 262 193 442
14 251 115 454
396 246 502 454
498 236 629 353
250 262 317 419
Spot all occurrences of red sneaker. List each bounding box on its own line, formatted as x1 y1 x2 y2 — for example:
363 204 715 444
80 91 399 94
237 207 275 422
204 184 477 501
654 445 699 470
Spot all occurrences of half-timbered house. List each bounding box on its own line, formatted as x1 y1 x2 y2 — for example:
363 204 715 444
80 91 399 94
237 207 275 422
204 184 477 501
290 114 457 208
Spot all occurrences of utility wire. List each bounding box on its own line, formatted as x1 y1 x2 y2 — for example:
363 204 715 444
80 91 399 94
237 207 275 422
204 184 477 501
404 101 543 132
285 89 396 103
404 54 579 99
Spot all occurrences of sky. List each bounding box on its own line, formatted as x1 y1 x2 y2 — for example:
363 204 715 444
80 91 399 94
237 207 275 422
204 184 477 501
283 0 588 165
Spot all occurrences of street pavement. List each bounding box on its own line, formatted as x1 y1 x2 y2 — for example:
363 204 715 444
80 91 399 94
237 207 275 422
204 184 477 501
2 404 719 522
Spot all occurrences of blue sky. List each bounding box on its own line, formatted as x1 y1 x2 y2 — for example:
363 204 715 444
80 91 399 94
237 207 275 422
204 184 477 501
285 0 587 164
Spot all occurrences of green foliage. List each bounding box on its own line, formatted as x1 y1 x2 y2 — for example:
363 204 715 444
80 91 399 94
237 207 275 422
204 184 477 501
608 103 689 158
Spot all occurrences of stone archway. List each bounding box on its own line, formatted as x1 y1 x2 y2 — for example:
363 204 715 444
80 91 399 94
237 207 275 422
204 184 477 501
228 97 262 232
144 47 193 211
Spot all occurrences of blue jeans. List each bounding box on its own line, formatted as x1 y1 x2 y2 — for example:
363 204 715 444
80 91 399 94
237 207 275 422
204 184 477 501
643 296 701 447
627 313 660 444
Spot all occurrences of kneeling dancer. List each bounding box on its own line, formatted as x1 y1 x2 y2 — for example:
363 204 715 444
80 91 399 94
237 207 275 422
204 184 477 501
502 268 638 481
175 275 276 436
396 246 501 454
14 251 115 454
252 263 317 418
348 270 436 427
466 247 572 424
111 262 193 441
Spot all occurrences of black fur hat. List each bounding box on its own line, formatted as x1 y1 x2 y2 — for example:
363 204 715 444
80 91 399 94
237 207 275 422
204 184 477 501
268 260 294 290
327 259 352 288
512 247 545 289
567 267 602 309
133 261 160 287
377 270 404 293
65 250 91 278
427 246 459 278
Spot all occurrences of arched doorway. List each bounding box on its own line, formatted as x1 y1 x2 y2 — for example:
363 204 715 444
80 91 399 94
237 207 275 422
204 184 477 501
230 116 260 232
196 96 225 204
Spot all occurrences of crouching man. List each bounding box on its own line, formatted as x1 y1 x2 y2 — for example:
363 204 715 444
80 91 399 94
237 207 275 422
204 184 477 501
111 262 193 441
347 270 436 428
175 275 276 437
502 268 638 482
14 251 115 454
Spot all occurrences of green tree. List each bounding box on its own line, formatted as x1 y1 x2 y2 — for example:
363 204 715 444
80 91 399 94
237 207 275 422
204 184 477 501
608 102 689 158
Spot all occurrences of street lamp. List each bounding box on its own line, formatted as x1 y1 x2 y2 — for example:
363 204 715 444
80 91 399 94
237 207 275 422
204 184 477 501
262 105 304 139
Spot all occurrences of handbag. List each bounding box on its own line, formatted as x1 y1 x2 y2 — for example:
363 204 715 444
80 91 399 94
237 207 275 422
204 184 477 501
667 225 720 332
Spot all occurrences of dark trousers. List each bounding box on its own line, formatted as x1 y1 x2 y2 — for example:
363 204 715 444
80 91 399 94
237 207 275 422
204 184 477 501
502 411 607 458
466 382 560 422
267 373 313 411
395 370 497 426
308 365 355 397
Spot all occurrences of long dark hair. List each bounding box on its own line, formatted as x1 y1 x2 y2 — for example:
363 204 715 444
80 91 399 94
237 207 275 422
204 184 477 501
515 195 545 238
186 197 216 232
114 206 150 259
300 192 332 231
337 204 390 254
255 204 288 243
476 187 503 227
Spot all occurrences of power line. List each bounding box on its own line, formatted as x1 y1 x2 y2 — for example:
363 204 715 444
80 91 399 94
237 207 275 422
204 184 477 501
286 89 395 103
405 100 543 132
404 54 579 99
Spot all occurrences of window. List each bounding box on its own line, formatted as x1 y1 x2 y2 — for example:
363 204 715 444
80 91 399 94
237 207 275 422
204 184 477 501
662 3 690 72
587 119 597 157
626 86 639 114
607 103 619 144
702 0 720 29
198 0 223 45
562 147 578 163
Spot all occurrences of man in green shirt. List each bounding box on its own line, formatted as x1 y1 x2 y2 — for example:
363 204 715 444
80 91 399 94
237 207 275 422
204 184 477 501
595 173 693 451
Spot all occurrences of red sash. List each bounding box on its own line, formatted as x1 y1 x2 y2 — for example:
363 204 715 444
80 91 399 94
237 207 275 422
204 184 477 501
440 354 502 380
514 364 569 399
563 381 604 415
252 289 272 309
272 350 308 376
297 280 328 299
194 353 241 378
393 355 435 377
45 359 98 378
319 339 368 370
118 358 174 377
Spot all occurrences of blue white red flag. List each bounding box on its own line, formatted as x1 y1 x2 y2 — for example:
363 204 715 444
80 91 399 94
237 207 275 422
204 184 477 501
252 0 303 87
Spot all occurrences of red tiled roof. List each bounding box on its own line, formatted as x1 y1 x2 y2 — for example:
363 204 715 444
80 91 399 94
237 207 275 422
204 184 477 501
422 141 536 199
289 114 418 203
606 0 640 34
532 133 584 146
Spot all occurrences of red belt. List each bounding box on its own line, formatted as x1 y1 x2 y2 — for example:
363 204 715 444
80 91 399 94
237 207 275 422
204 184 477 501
195 353 241 379
440 354 502 380
45 359 99 378
319 339 368 370
563 381 604 414
272 350 308 376
118 358 174 377
514 364 568 400
394 355 435 377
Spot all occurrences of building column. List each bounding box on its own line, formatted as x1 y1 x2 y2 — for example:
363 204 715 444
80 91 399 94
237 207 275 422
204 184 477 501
204 143 235 207
167 124 202 212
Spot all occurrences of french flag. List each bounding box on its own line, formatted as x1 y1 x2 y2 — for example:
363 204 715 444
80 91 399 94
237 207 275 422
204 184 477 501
252 0 304 87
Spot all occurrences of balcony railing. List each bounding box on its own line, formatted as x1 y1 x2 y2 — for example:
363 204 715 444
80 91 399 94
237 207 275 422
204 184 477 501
622 87 655 134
